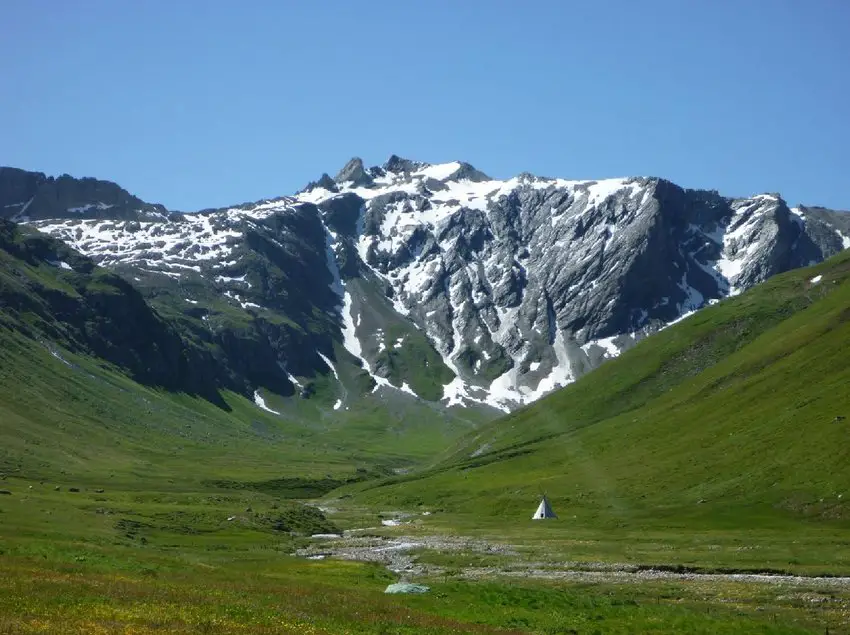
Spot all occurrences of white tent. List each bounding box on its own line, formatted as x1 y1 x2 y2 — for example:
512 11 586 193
531 494 557 520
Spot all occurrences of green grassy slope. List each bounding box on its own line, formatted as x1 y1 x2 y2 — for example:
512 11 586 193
4 330 830 633
3 226 850 632
0 219 487 487
345 250 850 536
0 323 487 488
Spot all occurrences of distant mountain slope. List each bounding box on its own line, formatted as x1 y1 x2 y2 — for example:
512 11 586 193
345 249 850 524
0 217 225 401
0 166 172 221
3 160 848 413
0 218 485 483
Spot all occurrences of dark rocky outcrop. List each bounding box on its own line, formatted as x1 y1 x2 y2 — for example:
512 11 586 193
334 157 373 187
0 167 170 221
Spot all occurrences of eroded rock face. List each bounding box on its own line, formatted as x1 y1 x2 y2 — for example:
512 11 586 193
5 157 849 412
296 157 850 409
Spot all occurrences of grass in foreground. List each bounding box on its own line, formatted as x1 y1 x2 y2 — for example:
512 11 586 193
2 559 835 635
1 542 841 633
1 480 849 634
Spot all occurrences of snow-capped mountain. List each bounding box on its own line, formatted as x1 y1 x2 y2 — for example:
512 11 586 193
3 159 848 413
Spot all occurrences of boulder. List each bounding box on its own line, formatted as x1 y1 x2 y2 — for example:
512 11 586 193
384 583 430 594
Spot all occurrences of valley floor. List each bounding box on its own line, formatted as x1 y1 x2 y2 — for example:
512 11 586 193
2 479 849 634
4 250 850 633
296 529 850 590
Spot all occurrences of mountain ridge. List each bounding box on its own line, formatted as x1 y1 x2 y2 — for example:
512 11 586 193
2 158 848 413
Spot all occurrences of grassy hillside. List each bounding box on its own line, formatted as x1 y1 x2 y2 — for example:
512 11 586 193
0 324 486 489
0 218 488 488
341 249 850 572
2 259 847 633
4 218 850 632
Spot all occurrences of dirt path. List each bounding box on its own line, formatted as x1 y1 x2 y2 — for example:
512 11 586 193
296 530 850 589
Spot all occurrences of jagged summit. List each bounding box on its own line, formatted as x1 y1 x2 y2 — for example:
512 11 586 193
334 157 373 186
383 154 424 174
452 161 490 182
306 155 492 195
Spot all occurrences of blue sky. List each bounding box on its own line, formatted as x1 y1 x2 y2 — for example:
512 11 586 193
2 0 848 211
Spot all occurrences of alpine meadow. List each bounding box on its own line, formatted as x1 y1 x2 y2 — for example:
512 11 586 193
2 152 850 634
3 2 850 632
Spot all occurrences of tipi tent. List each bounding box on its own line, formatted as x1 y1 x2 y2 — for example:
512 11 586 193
531 494 557 520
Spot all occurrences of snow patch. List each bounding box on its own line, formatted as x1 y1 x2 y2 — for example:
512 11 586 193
325 233 344 299
216 274 248 285
482 329 574 411
415 161 461 181
677 274 706 312
50 349 73 367
253 390 280 415
660 309 699 331
67 202 115 214
593 335 620 358
340 292 401 396
317 352 340 383
399 382 417 397
584 178 636 207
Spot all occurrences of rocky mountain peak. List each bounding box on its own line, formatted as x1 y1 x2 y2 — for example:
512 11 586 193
452 161 491 183
334 157 373 186
384 155 425 175
4 160 849 416
294 161 850 411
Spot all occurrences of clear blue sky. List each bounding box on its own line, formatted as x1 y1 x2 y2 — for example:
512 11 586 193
2 0 848 211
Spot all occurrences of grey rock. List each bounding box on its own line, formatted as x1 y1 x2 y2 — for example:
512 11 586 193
384 154 424 175
6 159 849 412
334 157 373 187
451 161 491 182
384 582 430 594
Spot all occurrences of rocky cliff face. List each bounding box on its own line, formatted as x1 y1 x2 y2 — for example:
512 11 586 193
297 158 849 410
3 159 848 413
